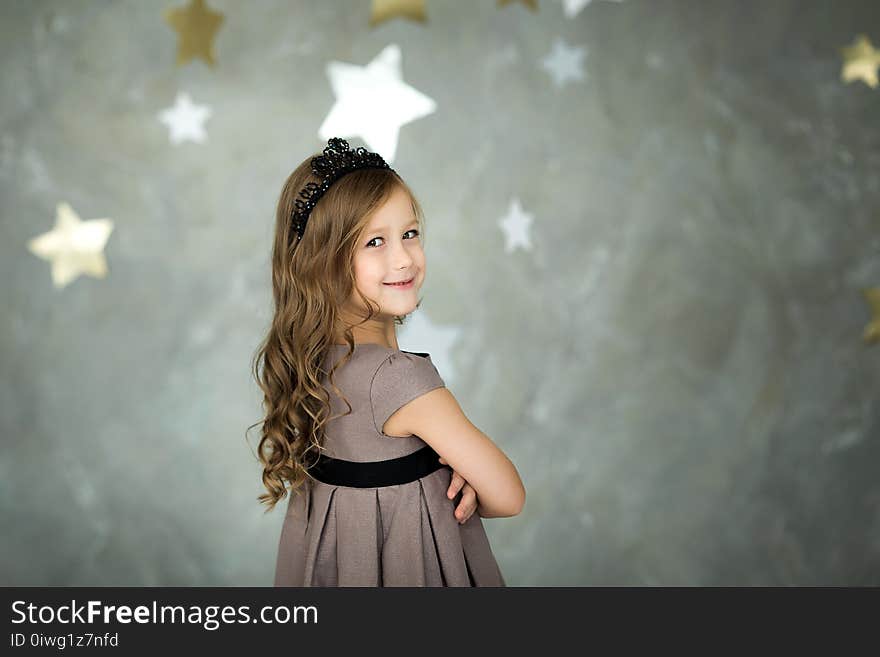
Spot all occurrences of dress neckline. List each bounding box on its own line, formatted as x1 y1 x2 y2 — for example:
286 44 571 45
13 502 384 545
328 343 430 358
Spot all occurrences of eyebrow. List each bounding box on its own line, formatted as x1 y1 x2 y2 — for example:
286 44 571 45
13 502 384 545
366 219 418 232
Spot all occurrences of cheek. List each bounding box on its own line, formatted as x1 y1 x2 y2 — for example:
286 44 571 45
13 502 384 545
412 249 426 275
353 258 384 288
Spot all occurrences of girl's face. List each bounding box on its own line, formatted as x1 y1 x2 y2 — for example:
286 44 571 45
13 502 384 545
350 185 425 319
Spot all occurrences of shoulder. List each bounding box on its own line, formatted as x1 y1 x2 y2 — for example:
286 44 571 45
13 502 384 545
368 349 447 437
371 350 443 387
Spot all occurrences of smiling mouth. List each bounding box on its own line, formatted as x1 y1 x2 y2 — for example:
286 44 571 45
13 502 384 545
383 277 414 287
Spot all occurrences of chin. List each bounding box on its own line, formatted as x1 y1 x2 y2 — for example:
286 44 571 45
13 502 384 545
380 298 418 315
384 304 417 318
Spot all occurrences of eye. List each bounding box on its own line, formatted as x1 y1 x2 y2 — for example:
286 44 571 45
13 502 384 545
365 228 420 248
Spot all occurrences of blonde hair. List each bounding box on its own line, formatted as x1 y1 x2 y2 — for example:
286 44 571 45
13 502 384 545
248 152 427 512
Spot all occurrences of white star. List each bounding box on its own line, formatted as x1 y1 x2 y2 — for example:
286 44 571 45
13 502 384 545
319 44 436 164
158 91 212 145
498 198 534 253
559 0 624 19
541 37 587 89
399 311 462 385
27 202 114 289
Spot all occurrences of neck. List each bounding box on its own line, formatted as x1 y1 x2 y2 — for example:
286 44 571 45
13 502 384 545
333 309 399 349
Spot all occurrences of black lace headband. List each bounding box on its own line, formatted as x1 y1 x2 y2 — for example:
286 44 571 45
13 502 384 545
291 137 394 242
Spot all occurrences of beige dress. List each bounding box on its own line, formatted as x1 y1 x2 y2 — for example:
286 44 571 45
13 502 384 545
273 343 506 586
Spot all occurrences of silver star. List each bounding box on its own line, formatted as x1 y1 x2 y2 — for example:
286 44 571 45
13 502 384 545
559 0 624 19
541 37 587 89
498 198 535 253
399 312 462 385
319 44 436 163
157 91 213 145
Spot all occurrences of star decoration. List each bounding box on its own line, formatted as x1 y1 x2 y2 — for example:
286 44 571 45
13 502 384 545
164 0 225 68
840 34 880 88
27 202 114 289
863 288 880 344
498 0 538 11
559 0 624 19
158 92 213 145
399 312 462 385
319 44 436 163
541 37 587 88
498 198 535 253
370 0 427 27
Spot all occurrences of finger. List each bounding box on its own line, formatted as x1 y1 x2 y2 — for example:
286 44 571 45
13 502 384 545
456 487 478 523
447 472 465 499
438 456 447 465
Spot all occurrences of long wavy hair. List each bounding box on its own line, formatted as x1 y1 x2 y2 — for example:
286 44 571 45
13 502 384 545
248 150 427 512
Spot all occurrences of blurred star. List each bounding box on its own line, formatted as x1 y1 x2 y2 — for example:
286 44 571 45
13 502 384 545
841 34 880 88
158 92 213 145
27 202 114 289
541 37 587 88
399 312 462 385
559 0 624 18
319 44 436 163
370 0 427 26
164 0 225 67
499 198 534 253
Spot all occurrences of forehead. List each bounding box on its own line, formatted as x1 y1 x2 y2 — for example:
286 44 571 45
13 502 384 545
365 186 415 228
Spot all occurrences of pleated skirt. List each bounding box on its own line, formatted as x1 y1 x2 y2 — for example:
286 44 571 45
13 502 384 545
273 465 506 587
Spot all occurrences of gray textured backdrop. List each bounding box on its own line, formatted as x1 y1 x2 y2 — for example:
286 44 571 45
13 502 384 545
2 0 879 586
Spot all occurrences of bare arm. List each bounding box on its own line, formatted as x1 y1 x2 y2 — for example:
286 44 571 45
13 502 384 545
385 387 525 517
476 501 511 519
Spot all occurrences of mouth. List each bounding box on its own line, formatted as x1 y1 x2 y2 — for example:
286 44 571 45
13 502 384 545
383 276 415 289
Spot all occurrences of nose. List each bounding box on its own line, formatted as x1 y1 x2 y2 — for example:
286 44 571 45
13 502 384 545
390 239 414 269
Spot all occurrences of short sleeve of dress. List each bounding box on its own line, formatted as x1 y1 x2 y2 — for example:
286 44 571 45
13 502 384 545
370 352 446 437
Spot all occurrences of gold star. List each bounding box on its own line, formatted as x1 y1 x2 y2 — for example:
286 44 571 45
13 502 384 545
164 0 225 68
840 34 880 88
370 0 427 27
863 288 880 344
498 0 538 10
27 202 114 289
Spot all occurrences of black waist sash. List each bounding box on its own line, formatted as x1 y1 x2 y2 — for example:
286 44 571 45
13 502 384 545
307 445 445 488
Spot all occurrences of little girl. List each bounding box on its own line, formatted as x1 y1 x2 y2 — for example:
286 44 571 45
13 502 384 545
253 137 525 586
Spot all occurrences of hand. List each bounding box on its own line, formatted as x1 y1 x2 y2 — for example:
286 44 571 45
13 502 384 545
439 456 477 524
